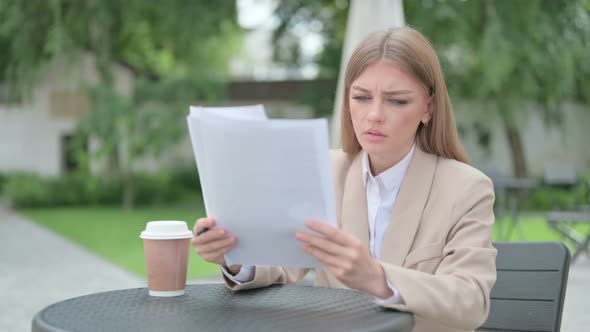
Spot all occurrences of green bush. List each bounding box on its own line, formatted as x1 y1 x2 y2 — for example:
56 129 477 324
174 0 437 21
169 168 200 192
3 173 99 207
133 173 173 205
52 173 93 205
2 169 201 208
0 173 6 194
2 173 52 207
520 179 590 211
93 176 123 205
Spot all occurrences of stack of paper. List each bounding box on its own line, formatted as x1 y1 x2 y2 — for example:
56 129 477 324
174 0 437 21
186 105 336 268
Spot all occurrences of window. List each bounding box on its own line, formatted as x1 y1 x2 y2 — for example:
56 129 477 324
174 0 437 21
50 91 90 119
61 133 88 173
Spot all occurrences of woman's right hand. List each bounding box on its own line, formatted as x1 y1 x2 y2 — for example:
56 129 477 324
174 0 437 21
191 217 241 274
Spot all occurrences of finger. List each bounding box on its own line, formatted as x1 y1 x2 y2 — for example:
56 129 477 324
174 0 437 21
302 244 343 268
304 220 352 246
195 217 217 233
192 227 227 246
200 251 227 266
296 231 343 256
199 241 238 262
198 236 237 254
193 217 216 233
303 244 355 282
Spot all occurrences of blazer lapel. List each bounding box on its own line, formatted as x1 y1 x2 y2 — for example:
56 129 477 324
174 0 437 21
340 152 370 248
379 147 438 265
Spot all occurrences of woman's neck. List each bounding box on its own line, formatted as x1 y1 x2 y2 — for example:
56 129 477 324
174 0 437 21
368 142 414 176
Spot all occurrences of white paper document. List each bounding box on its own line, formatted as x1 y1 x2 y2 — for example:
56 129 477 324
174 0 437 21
186 105 336 268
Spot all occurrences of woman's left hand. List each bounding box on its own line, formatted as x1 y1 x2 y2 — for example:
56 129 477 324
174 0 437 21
296 220 393 298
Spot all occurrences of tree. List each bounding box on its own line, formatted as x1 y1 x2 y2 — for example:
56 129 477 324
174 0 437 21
0 0 239 86
405 0 589 177
0 0 241 208
272 0 349 118
273 0 589 177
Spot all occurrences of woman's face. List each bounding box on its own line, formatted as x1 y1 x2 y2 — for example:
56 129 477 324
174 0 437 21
349 60 432 160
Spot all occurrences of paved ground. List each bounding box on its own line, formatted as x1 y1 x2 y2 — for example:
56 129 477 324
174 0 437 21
0 205 222 331
0 204 587 331
561 255 590 331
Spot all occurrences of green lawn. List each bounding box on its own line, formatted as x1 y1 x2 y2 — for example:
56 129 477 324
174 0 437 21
492 214 590 245
23 207 590 280
23 206 219 280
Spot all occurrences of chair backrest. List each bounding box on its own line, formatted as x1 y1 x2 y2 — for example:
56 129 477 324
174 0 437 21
543 163 584 209
483 168 506 186
544 163 577 186
480 242 570 332
482 168 507 219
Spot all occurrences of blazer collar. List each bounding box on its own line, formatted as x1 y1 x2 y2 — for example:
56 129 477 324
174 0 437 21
379 147 438 265
340 146 438 266
341 152 370 248
361 143 416 192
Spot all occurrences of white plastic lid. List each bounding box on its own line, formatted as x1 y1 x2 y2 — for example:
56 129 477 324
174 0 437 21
140 221 193 240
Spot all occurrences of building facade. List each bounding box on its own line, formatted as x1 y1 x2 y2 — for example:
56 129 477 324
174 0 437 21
1 55 588 178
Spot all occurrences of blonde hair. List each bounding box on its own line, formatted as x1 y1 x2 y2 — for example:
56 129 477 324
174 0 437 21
341 26 469 164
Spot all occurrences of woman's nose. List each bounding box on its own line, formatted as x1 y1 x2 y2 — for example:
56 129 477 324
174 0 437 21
367 103 384 123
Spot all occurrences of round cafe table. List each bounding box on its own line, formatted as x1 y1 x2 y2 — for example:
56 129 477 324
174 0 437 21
32 283 414 332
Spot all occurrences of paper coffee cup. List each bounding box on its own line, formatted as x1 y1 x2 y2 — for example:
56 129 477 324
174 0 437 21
140 221 193 297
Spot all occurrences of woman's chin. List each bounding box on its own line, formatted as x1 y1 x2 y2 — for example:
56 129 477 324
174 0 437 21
360 143 388 155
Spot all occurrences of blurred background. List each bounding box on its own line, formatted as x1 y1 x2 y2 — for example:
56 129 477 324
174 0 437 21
1 0 589 331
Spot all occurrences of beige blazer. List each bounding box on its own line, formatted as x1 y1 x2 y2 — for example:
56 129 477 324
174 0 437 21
223 147 497 332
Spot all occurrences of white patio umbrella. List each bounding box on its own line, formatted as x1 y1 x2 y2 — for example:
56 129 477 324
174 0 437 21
330 0 405 147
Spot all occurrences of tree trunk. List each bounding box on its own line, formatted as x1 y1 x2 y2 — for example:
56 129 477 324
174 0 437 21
122 171 134 210
104 152 119 174
500 116 529 178
120 115 134 210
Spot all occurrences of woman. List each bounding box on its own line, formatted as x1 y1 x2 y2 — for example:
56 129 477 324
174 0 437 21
191 27 496 332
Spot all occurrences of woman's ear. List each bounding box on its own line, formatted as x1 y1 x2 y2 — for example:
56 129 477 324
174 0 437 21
422 96 434 123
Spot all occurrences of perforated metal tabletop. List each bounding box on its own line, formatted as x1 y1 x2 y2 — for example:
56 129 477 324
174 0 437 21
32 283 413 332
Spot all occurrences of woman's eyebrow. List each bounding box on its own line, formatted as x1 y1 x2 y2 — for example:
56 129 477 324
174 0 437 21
351 85 413 95
351 85 371 93
382 90 413 96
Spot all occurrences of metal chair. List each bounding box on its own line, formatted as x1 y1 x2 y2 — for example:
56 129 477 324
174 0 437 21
483 168 508 238
484 168 539 241
543 163 590 262
479 242 570 332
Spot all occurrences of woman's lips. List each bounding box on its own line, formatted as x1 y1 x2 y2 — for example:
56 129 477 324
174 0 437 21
364 130 386 142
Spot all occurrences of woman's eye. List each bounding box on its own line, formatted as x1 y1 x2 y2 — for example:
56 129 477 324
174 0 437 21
388 99 409 105
352 96 371 102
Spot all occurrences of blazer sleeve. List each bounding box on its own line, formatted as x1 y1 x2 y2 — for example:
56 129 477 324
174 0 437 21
222 266 310 291
378 175 497 330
